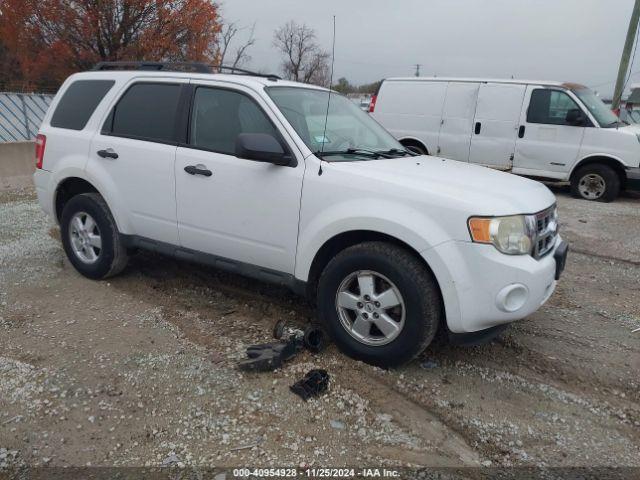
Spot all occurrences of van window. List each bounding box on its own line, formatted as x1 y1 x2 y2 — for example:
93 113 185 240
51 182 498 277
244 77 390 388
527 89 582 126
50 80 114 130
110 83 182 143
189 87 279 155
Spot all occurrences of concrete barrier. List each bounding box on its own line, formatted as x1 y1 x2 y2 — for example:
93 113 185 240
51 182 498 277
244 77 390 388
0 141 35 191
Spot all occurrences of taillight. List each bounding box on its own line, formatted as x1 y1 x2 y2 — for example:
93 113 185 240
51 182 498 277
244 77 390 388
369 95 377 113
35 134 46 169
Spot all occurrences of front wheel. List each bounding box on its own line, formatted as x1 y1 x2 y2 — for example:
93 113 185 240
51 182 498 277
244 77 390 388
316 242 441 367
570 164 620 202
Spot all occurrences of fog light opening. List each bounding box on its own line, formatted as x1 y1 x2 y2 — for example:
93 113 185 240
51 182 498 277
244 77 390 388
496 284 529 313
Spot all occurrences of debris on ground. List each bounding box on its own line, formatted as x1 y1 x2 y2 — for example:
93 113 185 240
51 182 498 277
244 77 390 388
238 340 300 372
290 369 330 401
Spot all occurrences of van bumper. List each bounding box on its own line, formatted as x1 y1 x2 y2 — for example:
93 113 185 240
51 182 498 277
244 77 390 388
626 167 640 191
421 237 565 334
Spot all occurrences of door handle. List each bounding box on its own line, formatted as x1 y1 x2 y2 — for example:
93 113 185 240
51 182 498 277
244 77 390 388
474 122 481 135
97 148 118 159
184 165 212 177
518 125 526 138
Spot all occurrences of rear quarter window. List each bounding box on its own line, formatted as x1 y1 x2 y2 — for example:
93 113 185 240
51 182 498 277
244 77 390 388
50 80 115 130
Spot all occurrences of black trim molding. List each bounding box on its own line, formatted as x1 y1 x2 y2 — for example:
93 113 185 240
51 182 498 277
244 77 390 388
120 234 307 295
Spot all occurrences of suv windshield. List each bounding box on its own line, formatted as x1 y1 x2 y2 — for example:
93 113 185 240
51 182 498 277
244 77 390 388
572 87 620 127
266 86 406 160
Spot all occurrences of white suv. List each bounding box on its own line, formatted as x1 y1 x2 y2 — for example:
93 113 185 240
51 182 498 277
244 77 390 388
33 62 568 367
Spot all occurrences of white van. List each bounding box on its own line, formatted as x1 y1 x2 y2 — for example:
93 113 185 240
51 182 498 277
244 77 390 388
371 78 640 201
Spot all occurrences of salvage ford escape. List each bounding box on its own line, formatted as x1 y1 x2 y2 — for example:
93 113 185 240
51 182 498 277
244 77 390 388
33 62 568 367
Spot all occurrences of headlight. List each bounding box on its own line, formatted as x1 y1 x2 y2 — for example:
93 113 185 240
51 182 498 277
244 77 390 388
468 215 534 255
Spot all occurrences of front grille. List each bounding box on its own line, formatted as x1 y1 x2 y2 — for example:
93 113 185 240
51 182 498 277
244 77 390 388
532 205 558 259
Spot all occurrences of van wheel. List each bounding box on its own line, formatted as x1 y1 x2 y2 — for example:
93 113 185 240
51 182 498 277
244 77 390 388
570 164 620 202
400 140 428 156
316 242 441 368
60 193 128 280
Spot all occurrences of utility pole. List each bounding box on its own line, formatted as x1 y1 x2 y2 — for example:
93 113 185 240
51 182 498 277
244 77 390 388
613 0 640 110
414 64 421 77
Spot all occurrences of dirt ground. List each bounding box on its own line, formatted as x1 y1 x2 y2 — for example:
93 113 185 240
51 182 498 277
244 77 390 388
0 178 639 473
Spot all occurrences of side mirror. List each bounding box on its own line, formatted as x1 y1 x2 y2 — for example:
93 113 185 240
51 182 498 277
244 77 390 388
565 108 586 127
236 133 292 166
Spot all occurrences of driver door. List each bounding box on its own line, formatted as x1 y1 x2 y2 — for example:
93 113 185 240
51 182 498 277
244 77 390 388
513 87 587 176
175 83 304 274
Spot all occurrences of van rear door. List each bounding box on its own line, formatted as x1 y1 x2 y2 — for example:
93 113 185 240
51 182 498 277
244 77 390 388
437 82 479 162
468 83 526 169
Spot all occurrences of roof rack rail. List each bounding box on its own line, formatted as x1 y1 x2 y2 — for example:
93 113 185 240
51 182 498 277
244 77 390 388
210 65 281 81
92 62 281 81
93 61 212 73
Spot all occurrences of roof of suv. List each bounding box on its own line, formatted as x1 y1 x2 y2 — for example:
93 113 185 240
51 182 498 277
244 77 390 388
67 70 327 92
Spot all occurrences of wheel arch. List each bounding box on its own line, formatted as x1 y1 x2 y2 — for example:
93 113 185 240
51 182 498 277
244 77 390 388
303 230 444 310
570 155 628 186
53 174 130 234
54 177 99 223
398 137 429 155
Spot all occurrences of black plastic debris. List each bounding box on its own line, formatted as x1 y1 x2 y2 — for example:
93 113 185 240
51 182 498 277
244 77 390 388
303 325 327 353
240 321 328 372
290 369 329 400
238 339 301 372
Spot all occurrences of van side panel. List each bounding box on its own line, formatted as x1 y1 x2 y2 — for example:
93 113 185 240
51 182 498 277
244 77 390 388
437 82 479 161
373 81 447 154
468 83 526 169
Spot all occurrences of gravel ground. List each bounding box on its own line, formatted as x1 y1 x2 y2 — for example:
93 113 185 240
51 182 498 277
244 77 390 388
0 181 639 472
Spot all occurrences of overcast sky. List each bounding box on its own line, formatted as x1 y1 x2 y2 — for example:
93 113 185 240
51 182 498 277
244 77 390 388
221 0 636 98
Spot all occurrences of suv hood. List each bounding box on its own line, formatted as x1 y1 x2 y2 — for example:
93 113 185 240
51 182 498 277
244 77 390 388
331 156 556 216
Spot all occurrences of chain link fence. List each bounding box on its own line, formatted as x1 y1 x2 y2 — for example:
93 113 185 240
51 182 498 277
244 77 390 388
0 92 55 143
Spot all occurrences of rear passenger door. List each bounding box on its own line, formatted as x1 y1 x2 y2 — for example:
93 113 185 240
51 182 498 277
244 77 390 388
174 83 304 275
90 79 186 245
468 83 526 169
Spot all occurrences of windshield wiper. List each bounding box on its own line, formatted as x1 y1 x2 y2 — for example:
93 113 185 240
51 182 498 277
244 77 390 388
316 148 394 159
380 148 417 157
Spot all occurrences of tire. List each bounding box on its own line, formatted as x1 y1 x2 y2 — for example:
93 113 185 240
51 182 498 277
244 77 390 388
316 242 441 368
570 164 620 202
401 141 428 156
60 193 128 280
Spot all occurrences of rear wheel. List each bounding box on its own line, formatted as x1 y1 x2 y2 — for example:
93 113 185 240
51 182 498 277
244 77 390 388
570 164 620 202
316 242 441 367
60 193 128 279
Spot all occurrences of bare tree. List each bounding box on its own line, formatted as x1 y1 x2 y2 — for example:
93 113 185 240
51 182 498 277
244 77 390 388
213 21 256 71
273 21 330 86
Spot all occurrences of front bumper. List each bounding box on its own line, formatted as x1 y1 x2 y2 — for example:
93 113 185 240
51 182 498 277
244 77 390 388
626 167 640 191
422 237 566 334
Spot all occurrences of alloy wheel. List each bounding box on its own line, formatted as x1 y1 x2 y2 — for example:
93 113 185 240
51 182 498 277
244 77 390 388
335 270 406 346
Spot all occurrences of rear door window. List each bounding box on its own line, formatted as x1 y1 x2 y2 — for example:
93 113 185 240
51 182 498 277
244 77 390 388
108 83 182 143
527 89 581 125
50 80 115 130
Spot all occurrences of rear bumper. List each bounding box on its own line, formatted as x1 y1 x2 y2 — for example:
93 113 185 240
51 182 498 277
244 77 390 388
626 167 640 191
33 169 54 218
422 237 565 334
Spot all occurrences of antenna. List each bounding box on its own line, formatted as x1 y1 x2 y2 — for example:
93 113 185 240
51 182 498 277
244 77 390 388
319 15 337 176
